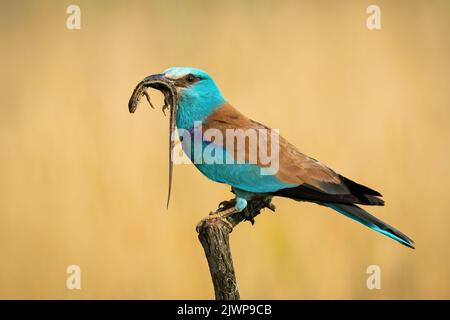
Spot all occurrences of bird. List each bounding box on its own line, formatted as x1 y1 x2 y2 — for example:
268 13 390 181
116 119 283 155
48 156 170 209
129 67 415 249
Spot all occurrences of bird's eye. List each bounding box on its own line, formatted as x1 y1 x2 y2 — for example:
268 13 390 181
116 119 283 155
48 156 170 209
186 74 196 83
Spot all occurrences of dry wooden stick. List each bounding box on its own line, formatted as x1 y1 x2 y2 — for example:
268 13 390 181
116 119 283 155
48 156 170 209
196 198 275 300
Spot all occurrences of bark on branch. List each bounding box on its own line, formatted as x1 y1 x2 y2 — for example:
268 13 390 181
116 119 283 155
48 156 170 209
196 198 274 300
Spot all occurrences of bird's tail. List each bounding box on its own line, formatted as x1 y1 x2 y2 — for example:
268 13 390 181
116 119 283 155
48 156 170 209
325 203 415 249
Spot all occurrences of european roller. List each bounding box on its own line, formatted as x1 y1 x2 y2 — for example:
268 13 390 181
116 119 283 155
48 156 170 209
129 67 415 249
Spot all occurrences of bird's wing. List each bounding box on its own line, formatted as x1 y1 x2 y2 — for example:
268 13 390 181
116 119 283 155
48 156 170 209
203 103 383 206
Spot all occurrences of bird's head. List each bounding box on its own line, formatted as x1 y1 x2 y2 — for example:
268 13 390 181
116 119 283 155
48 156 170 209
164 67 223 102
163 67 226 126
129 67 225 127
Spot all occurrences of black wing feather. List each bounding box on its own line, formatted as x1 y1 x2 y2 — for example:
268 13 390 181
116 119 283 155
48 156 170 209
270 176 384 206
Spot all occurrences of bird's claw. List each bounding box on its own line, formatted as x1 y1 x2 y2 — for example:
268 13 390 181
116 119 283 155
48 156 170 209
217 199 236 212
202 196 276 229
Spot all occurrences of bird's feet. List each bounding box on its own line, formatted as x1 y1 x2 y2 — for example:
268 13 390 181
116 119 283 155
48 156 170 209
217 199 237 212
196 196 277 232
196 197 248 232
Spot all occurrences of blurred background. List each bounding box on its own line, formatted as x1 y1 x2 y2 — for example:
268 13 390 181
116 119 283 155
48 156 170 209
0 0 449 299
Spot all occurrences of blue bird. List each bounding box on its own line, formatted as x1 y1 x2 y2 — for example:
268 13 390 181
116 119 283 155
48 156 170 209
129 67 415 249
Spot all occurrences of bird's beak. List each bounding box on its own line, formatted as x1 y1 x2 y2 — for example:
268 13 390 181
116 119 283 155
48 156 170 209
128 73 179 209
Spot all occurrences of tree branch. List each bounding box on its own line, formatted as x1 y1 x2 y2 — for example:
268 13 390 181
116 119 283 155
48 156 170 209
197 217 239 300
196 197 275 300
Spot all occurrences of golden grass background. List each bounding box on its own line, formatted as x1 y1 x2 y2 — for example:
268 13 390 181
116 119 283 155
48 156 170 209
0 0 449 299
